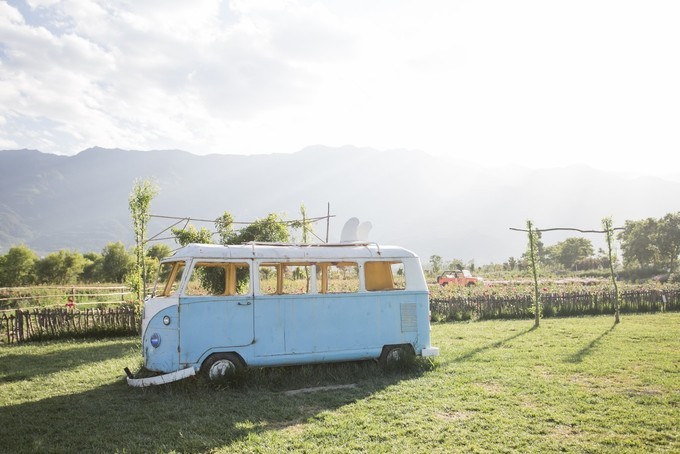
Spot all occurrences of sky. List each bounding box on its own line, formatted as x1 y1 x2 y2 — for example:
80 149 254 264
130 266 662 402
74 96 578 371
1 0 679 176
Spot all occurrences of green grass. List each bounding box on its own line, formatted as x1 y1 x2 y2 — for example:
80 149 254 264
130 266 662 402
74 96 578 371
1 314 678 453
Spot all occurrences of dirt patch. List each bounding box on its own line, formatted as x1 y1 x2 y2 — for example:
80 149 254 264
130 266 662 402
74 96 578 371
534 365 553 380
281 423 306 435
436 411 473 422
283 384 357 396
549 424 582 440
624 387 663 396
477 381 505 395
265 404 323 432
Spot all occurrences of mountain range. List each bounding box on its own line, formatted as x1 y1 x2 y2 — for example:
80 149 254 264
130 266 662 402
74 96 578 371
1 146 678 264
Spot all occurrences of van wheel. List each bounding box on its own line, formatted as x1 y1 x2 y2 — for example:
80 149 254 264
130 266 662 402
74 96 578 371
202 353 244 381
380 344 412 368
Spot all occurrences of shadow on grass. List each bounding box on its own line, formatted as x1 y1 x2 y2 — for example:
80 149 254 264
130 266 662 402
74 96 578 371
566 323 617 363
449 325 536 364
0 338 138 383
1 353 430 453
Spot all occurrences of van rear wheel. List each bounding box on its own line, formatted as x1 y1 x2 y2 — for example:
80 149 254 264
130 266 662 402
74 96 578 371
202 353 244 381
380 344 413 368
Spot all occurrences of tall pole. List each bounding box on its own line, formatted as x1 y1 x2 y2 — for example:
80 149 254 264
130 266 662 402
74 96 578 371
527 220 541 328
326 202 330 243
603 217 621 324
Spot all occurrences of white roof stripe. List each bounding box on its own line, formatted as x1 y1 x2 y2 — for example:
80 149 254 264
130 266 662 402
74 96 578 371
167 243 418 261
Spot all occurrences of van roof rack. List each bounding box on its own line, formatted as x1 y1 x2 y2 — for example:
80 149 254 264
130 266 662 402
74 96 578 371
245 241 383 254
246 241 376 247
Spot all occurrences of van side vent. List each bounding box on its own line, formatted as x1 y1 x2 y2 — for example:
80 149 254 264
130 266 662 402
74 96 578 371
400 303 417 333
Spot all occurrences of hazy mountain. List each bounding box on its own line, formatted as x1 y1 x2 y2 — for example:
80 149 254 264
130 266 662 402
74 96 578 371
1 146 678 264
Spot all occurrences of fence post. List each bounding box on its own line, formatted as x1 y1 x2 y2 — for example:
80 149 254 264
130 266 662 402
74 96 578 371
661 292 667 312
0 313 6 344
15 309 23 342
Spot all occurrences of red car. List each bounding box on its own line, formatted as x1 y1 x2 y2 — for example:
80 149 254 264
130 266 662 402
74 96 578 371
437 270 479 287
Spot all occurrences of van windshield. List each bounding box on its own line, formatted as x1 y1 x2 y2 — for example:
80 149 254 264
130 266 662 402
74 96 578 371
154 261 186 297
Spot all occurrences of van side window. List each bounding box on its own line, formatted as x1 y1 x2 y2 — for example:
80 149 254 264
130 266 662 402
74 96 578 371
259 263 313 295
316 262 359 293
392 262 406 289
186 262 250 296
365 261 406 291
156 261 185 297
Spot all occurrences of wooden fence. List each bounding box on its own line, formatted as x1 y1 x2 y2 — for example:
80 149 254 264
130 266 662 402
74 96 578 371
430 289 680 321
0 307 137 344
0 285 131 311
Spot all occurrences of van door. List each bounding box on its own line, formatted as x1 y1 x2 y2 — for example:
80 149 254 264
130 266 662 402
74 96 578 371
178 262 254 367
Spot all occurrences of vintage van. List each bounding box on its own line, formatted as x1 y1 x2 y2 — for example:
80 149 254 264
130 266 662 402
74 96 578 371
127 242 439 386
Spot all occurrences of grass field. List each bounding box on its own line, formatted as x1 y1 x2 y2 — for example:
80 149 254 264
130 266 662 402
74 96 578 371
1 313 678 453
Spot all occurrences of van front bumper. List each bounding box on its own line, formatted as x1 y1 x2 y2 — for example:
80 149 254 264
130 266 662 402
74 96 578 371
126 366 196 387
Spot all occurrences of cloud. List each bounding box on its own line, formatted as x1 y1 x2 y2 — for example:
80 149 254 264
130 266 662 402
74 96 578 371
0 0 355 154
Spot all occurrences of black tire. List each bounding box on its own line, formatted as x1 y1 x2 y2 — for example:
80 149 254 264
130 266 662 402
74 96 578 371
379 344 413 368
466 282 475 287
201 353 245 381
440 282 448 287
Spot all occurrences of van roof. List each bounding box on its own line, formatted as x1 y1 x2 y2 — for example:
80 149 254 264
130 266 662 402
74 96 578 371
167 242 418 261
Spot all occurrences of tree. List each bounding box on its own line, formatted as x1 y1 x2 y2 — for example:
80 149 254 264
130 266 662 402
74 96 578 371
573 255 609 271
172 212 290 247
618 218 660 269
447 258 465 270
101 242 133 283
657 212 680 273
81 252 103 283
521 230 546 267
215 212 237 245
171 225 213 247
35 250 86 285
0 245 38 286
546 237 595 270
129 179 158 300
429 255 443 277
291 203 314 244
525 220 541 328
231 213 289 244
145 244 172 287
603 217 621 324
617 212 680 274
147 244 172 261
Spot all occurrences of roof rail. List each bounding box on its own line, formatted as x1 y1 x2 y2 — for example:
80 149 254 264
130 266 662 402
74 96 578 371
243 241 383 255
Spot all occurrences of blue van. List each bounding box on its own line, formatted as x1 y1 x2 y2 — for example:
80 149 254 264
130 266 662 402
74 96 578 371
127 242 439 386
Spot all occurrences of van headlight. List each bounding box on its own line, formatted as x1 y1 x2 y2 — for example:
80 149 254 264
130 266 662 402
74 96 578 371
163 315 171 325
150 332 161 348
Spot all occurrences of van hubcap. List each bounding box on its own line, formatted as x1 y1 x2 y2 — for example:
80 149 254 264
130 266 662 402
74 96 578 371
209 360 236 380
